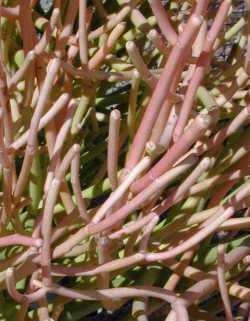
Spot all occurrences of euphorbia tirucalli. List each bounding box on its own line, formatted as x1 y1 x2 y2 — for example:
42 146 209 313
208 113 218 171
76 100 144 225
0 1 250 321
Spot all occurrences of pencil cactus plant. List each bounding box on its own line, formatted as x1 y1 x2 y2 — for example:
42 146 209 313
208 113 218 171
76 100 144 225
0 0 250 320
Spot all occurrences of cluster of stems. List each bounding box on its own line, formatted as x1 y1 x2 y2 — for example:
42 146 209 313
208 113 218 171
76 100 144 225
1 1 250 321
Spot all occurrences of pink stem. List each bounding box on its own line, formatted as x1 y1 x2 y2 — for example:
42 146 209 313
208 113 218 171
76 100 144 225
139 215 159 252
158 156 212 212
154 179 250 262
208 180 237 208
89 155 195 234
52 253 145 276
150 100 173 145
34 8 60 56
131 114 211 194
0 31 13 147
161 247 250 321
0 6 19 18
55 1 79 57
96 236 114 310
189 167 250 196
217 244 233 321
173 0 231 141
173 302 190 321
92 156 152 224
0 234 42 248
196 104 250 155
44 99 76 195
147 0 177 45
219 216 250 231
159 104 180 150
53 155 195 258
88 23 126 70
11 93 70 150
125 14 202 170
0 108 12 225
107 109 121 191
47 283 183 306
71 151 89 222
6 268 46 304
148 29 170 57
164 250 195 292
14 58 61 200
79 0 88 65
126 41 157 89
41 145 80 286
8 51 35 92
109 212 157 240
88 4 134 40
145 206 234 261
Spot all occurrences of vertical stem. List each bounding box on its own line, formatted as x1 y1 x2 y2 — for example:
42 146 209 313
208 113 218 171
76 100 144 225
217 244 233 321
126 14 202 170
107 109 121 191
71 151 89 222
128 71 140 140
79 0 88 66
148 0 177 45
14 58 61 200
